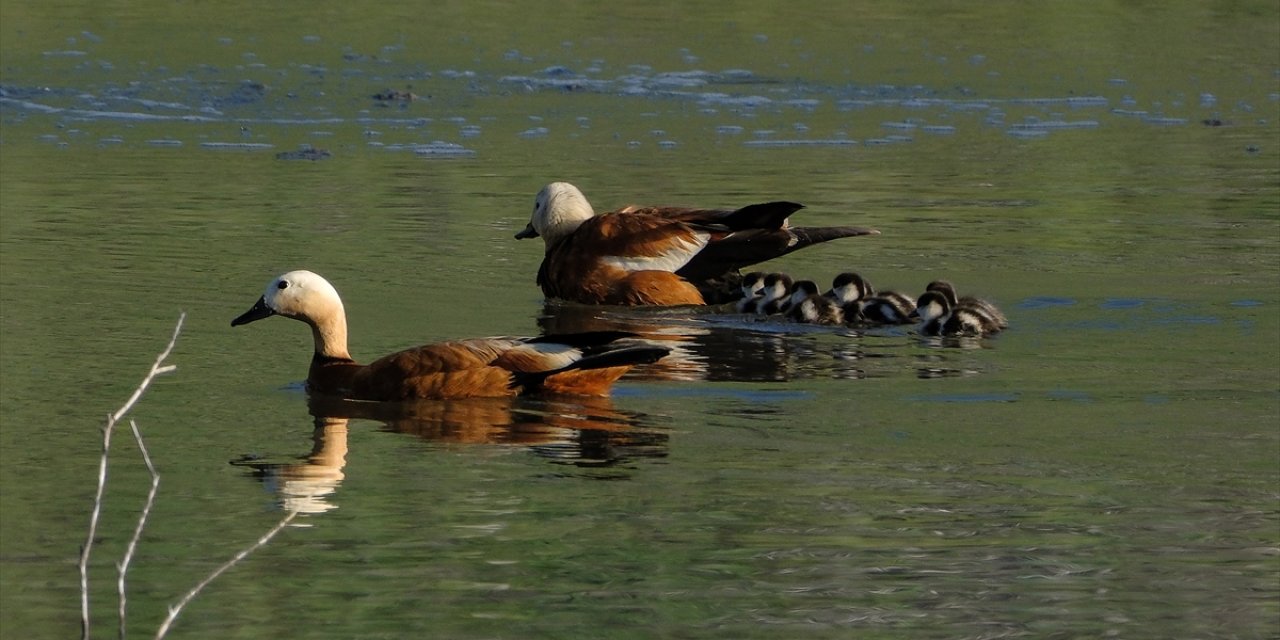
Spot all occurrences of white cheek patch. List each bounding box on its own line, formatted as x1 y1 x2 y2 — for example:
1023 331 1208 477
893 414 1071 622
600 232 709 273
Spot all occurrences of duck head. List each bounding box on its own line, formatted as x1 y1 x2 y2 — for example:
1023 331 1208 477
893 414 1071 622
514 182 596 244
232 270 350 359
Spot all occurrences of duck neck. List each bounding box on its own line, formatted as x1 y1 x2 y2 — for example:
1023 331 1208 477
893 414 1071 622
306 304 352 361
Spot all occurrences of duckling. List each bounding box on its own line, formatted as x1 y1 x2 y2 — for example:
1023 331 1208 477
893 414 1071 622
784 279 821 314
755 272 794 315
783 285 844 325
914 290 1002 337
734 271 767 312
925 280 1007 329
825 271 874 320
860 290 917 324
828 272 914 324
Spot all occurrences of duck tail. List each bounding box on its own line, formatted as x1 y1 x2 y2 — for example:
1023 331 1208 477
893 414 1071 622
511 345 671 392
721 201 805 230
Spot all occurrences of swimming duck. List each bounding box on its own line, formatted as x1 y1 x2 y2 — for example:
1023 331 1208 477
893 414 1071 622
925 280 1007 329
914 290 1003 337
515 182 879 305
231 270 670 400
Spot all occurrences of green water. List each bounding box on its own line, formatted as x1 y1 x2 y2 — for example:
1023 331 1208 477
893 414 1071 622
2 2 1278 638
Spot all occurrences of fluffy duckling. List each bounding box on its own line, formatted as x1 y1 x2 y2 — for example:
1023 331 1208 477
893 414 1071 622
515 182 879 305
826 271 874 319
788 291 846 325
926 280 1007 329
860 290 917 324
231 270 670 400
826 271 914 324
755 273 794 315
784 280 821 314
914 290 1003 337
734 271 767 312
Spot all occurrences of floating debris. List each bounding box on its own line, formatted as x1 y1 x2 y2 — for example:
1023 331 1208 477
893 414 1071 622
275 146 331 161
200 142 274 151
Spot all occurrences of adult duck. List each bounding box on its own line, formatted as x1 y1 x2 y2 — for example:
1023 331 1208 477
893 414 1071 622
231 270 670 400
514 182 879 305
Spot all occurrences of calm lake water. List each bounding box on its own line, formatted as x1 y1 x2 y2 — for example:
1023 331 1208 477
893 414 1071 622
2 2 1278 638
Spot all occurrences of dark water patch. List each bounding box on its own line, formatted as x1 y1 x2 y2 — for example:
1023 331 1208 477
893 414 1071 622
199 141 275 151
1047 389 1094 402
1018 297 1077 309
1100 298 1145 310
743 139 857 148
906 392 1019 403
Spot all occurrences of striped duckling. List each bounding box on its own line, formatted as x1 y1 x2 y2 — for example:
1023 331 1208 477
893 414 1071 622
925 280 1007 330
734 271 767 313
754 272 795 315
914 290 1003 337
232 270 670 400
826 272 915 324
787 280 846 325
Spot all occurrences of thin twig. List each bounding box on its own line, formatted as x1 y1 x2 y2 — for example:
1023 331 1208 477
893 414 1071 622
154 509 300 640
80 313 185 640
117 419 160 640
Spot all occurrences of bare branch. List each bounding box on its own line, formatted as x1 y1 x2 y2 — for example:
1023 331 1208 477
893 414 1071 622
154 509 300 640
117 419 160 639
80 312 185 640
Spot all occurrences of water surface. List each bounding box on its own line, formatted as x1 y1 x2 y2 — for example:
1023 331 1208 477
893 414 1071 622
1 2 1277 639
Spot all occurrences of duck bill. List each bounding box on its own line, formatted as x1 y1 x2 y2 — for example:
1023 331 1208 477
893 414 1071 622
514 223 539 239
231 296 275 327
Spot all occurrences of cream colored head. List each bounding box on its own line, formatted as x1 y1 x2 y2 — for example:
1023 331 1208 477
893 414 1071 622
514 182 596 245
232 270 350 359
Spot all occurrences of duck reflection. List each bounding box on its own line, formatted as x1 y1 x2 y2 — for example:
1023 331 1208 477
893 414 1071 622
536 300 869 383
234 393 668 513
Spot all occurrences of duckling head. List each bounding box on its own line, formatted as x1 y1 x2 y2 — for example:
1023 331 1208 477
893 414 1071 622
788 279 820 308
912 290 952 324
829 272 874 304
925 279 959 306
515 181 596 244
740 271 766 298
760 272 794 303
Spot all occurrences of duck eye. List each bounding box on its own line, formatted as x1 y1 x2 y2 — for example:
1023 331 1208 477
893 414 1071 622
277 281 289 290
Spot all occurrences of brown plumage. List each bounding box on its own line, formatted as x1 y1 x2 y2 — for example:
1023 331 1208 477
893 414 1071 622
515 182 879 305
231 270 669 400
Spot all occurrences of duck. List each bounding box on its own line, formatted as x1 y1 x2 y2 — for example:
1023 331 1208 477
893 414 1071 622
825 271 914 324
514 182 879 305
925 280 1007 329
914 290 1003 337
231 270 671 400
787 290 846 325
